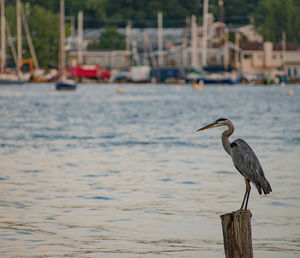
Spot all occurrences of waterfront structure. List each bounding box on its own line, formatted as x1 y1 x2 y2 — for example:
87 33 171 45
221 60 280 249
66 22 227 69
238 25 263 43
68 49 127 69
240 41 300 81
65 13 300 83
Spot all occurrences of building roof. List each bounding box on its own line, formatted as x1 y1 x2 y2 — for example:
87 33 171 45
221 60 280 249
240 42 264 51
273 42 300 51
240 41 300 51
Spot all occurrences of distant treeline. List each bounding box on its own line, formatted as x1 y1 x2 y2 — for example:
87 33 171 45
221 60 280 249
13 0 260 27
5 0 300 68
13 0 300 40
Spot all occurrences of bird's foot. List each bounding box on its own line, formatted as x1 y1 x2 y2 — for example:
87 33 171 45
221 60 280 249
236 207 248 212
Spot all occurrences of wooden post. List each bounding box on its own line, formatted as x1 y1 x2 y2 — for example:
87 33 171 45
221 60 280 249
220 210 253 258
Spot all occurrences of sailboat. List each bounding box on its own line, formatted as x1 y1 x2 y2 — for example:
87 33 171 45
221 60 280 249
0 0 30 85
55 0 76 90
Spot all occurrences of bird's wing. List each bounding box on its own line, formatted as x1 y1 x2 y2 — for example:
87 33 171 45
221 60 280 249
230 138 271 194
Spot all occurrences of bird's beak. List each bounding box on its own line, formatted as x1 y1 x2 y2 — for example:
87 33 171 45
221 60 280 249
197 122 220 132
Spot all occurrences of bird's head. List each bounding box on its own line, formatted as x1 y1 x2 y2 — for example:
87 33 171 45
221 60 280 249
197 118 229 132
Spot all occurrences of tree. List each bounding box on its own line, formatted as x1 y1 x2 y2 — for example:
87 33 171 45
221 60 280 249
221 0 259 24
254 0 300 42
98 26 125 50
6 4 60 68
27 5 60 67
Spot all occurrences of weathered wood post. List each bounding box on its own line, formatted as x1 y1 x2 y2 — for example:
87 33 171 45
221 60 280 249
220 210 253 258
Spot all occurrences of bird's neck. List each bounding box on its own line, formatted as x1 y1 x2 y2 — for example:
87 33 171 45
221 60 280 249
222 120 234 155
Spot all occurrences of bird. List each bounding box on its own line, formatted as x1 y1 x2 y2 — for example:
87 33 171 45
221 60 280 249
197 118 272 210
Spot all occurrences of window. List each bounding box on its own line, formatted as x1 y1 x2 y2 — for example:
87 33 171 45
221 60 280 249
244 54 252 59
294 67 298 77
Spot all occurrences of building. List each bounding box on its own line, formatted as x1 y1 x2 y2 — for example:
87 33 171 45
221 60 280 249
238 25 263 43
67 50 127 69
240 41 300 81
66 14 229 69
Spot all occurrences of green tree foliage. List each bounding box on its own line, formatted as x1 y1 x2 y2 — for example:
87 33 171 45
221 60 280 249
18 0 261 28
98 26 125 50
254 0 300 42
6 4 59 68
19 0 108 28
4 0 300 68
220 0 259 24
104 0 193 27
27 5 60 67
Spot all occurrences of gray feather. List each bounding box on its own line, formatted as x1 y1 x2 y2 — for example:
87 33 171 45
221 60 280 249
230 139 272 195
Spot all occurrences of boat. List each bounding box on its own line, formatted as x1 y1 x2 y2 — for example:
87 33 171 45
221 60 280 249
130 66 151 82
196 72 239 84
186 67 240 85
17 58 58 82
193 80 204 90
55 77 76 90
0 0 30 85
55 0 76 91
0 71 30 84
187 73 240 84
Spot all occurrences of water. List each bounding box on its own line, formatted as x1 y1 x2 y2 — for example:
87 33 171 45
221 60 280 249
0 83 299 257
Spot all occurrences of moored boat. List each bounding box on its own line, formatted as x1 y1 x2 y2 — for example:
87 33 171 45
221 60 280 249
0 72 30 84
55 0 77 91
0 0 30 85
55 77 76 90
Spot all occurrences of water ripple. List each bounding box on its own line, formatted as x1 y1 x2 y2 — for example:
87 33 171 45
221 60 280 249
0 84 299 257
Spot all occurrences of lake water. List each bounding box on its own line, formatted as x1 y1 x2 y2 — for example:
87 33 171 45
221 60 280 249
0 83 299 257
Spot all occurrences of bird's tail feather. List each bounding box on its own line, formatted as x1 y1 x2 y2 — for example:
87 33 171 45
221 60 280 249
262 179 272 195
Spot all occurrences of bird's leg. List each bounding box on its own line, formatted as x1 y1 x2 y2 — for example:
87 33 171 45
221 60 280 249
244 179 251 210
240 177 249 210
240 177 248 210
240 189 247 210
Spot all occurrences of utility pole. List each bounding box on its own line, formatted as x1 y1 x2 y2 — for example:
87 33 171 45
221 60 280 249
157 12 163 67
191 15 198 68
77 11 83 65
17 0 22 65
1 0 5 73
202 0 209 68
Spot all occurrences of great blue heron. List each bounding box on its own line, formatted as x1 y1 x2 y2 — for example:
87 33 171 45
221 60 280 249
197 118 272 210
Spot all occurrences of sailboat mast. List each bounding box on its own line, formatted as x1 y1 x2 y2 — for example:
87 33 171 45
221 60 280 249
202 0 208 68
1 0 5 73
125 21 131 67
21 5 40 69
157 12 163 67
77 11 83 65
17 0 22 64
59 0 65 74
191 15 197 68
